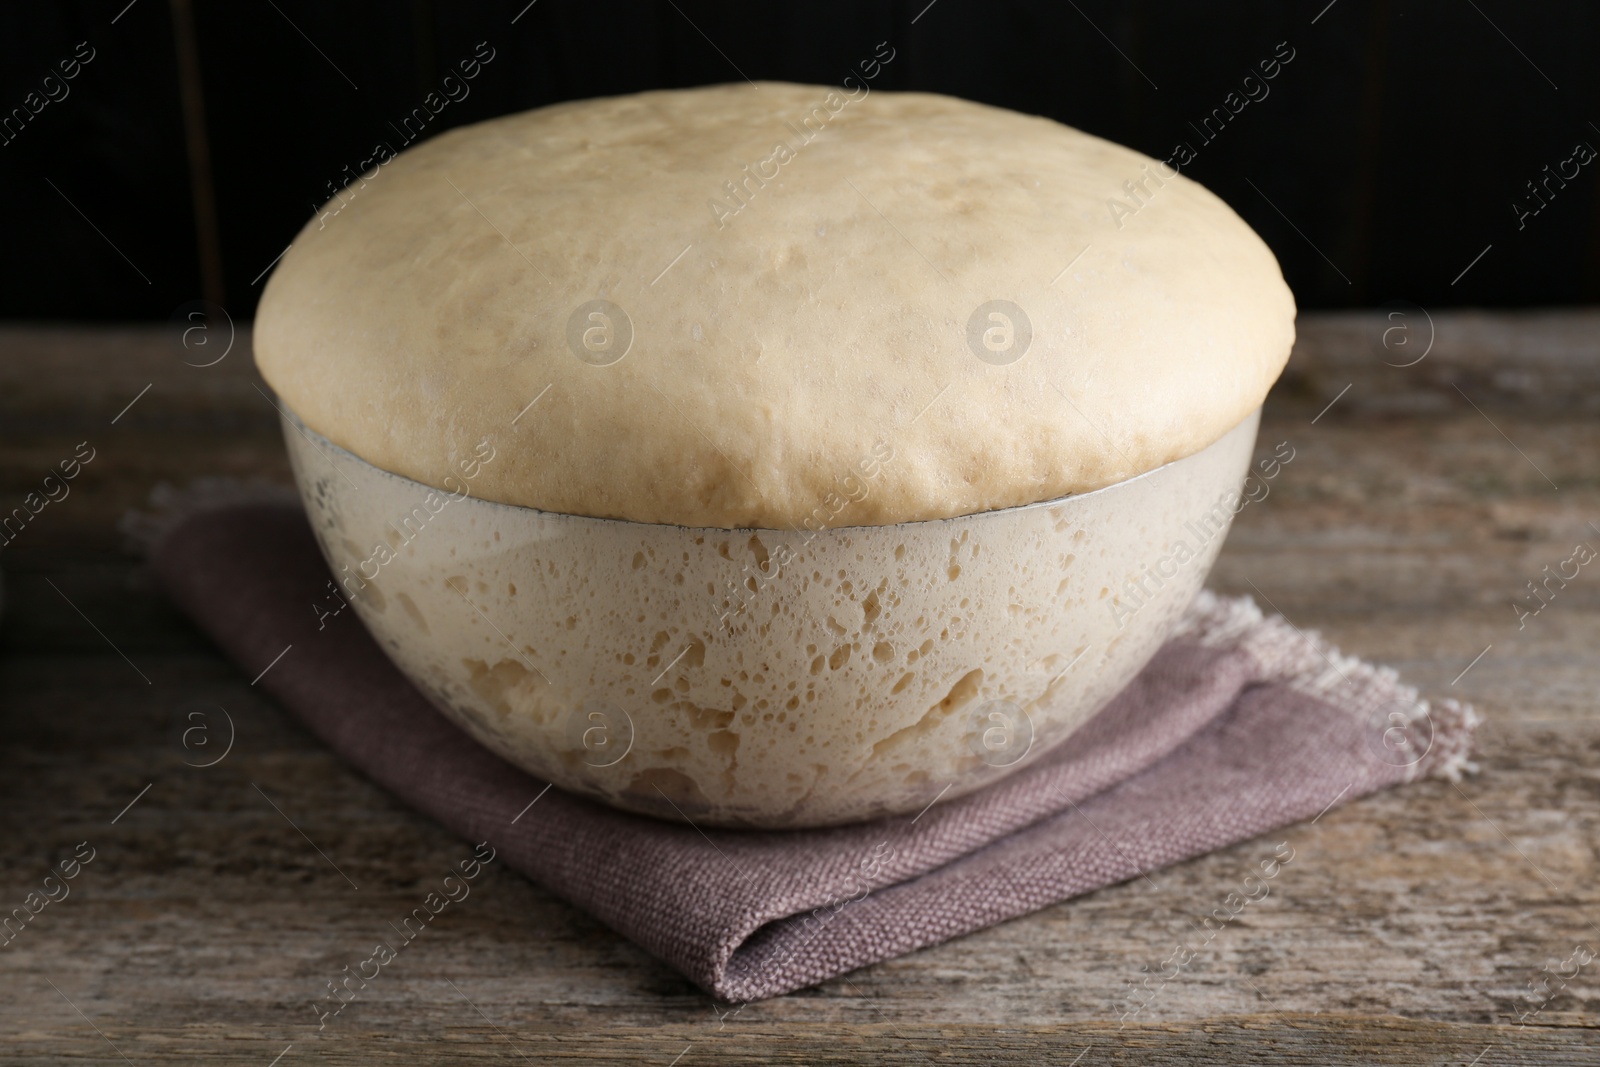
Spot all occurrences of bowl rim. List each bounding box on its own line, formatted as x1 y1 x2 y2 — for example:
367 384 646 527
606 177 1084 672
280 403 1260 535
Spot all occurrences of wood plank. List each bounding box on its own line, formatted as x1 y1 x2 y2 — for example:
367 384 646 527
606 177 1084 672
1 1018 1598 1065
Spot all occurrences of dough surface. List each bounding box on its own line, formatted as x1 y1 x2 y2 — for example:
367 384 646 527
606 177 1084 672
254 82 1295 528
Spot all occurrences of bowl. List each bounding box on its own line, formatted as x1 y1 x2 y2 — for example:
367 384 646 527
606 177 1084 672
283 406 1261 828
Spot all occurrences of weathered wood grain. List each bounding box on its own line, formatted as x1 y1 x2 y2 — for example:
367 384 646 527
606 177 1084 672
2 1018 1599 1066
1 314 1597 1063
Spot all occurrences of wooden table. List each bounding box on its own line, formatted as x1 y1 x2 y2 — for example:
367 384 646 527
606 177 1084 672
3 312 1598 1064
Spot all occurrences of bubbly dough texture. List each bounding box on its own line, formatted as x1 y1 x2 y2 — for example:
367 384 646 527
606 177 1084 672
255 82 1295 528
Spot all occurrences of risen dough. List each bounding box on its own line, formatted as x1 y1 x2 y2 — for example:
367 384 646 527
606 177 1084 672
255 82 1294 528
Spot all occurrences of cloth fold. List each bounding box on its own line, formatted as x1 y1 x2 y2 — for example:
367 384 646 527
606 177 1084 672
148 501 1476 1001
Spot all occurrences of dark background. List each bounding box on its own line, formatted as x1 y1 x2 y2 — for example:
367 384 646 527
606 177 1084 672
2 0 1597 321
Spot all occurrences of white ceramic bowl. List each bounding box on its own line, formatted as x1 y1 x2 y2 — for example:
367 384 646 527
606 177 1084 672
283 407 1260 828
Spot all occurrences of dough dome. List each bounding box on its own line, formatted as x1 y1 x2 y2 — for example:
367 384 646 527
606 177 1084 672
255 82 1295 528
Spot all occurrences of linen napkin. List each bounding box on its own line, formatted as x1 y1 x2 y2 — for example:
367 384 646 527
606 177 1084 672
144 499 1476 1002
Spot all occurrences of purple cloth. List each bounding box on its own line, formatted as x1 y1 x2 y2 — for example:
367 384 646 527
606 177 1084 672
150 503 1475 1002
